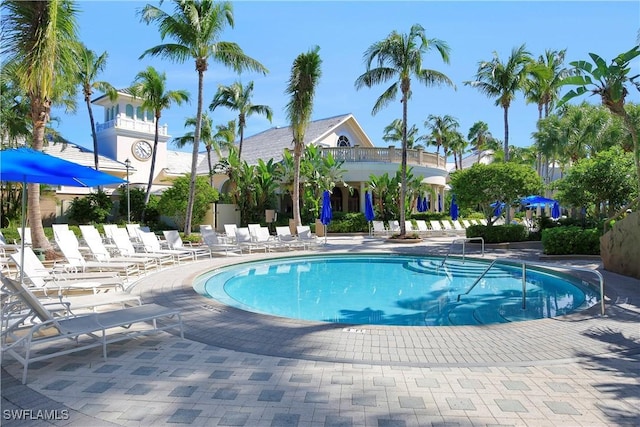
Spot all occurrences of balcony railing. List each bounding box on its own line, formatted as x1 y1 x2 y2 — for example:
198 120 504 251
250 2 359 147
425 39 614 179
321 146 446 169
96 115 168 136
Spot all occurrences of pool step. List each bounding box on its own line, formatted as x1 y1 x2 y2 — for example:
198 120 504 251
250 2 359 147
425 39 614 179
405 260 514 279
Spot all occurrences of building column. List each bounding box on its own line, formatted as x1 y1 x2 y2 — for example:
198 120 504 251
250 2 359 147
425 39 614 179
360 182 366 213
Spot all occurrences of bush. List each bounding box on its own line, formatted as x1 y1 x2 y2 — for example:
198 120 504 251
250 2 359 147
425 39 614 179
465 224 528 243
541 226 601 255
327 212 368 233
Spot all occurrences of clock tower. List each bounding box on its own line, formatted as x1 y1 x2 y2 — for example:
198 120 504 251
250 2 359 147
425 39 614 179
92 89 170 185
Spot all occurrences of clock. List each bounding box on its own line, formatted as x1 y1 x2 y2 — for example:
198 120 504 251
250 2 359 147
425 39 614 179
132 140 152 161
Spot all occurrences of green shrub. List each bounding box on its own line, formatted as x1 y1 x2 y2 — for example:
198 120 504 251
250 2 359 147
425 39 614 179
465 224 528 243
328 212 368 233
541 226 600 255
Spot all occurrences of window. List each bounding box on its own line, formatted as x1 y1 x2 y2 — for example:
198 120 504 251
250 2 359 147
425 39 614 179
146 110 154 121
337 135 350 147
125 104 134 118
136 107 144 120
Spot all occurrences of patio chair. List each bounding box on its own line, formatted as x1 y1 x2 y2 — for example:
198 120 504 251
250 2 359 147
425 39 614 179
17 227 32 246
109 228 175 268
223 224 238 243
414 220 432 237
10 248 125 295
405 221 417 233
371 221 389 237
162 230 212 260
83 237 158 274
388 220 401 234
429 220 447 236
296 226 321 249
461 219 473 229
201 228 243 256
56 237 140 279
275 226 305 250
0 230 21 252
138 231 195 263
0 274 183 384
252 227 286 252
235 227 268 253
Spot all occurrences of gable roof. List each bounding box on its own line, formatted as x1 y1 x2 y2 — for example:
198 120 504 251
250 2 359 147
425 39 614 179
239 113 354 165
42 143 128 172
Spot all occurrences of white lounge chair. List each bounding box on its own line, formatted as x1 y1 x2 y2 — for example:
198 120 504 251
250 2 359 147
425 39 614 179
371 221 389 237
17 227 32 246
162 230 212 259
109 228 175 267
138 231 194 263
414 220 432 237
296 226 321 249
429 220 446 236
56 237 140 279
252 227 286 251
84 237 158 274
223 224 238 243
388 220 401 234
10 248 125 295
235 227 268 253
1 274 183 384
451 220 467 234
461 219 473 229
276 226 305 249
405 221 417 233
201 228 243 256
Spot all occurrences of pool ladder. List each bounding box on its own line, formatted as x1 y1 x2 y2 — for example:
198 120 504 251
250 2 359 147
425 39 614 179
439 237 485 268
455 259 605 316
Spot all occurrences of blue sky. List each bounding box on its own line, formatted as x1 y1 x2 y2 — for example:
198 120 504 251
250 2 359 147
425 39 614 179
53 1 639 156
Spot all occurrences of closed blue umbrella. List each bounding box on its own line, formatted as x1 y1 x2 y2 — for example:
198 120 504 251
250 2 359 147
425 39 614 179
416 195 424 212
492 201 503 217
425 197 430 212
450 195 459 221
437 194 442 212
551 201 561 219
320 190 332 243
364 191 375 236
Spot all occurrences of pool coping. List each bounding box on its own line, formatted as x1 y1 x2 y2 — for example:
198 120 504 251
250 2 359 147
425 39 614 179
134 246 640 368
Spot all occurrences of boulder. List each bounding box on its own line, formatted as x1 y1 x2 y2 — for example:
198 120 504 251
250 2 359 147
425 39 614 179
600 211 640 279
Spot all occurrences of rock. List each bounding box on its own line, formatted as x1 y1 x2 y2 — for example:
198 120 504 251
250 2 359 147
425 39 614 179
600 211 640 279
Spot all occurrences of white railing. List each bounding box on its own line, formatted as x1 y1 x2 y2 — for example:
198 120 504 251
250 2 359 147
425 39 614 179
96 116 168 136
321 146 445 169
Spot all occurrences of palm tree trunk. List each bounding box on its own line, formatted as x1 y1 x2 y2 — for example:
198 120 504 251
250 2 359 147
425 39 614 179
185 70 205 236
206 146 214 188
86 96 99 170
399 92 408 237
503 106 510 162
292 141 303 227
143 118 160 209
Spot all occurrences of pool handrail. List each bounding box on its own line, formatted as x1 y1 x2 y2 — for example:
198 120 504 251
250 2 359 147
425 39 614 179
440 237 485 267
455 258 605 316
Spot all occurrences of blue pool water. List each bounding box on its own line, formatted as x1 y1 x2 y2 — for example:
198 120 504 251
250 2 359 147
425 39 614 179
193 254 600 326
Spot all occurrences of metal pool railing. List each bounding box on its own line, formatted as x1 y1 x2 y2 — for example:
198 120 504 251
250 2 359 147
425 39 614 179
455 258 606 316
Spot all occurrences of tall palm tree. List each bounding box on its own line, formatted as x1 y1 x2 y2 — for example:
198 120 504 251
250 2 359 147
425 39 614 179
209 80 273 161
382 119 421 148
129 66 189 207
424 114 459 163
560 46 640 197
1 0 79 253
139 0 267 236
355 24 453 236
76 44 117 170
524 49 569 176
285 46 322 228
464 44 532 162
467 121 495 164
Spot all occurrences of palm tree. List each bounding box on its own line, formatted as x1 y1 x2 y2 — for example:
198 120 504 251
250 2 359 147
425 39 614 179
467 121 495 164
139 0 267 236
355 24 453 236
1 0 79 253
285 46 323 228
524 49 569 176
209 80 273 161
464 44 532 162
424 114 459 164
560 46 640 197
382 119 422 148
129 66 189 207
76 44 117 170
174 114 236 187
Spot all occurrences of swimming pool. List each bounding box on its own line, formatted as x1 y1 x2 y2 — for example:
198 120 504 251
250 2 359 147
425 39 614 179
193 254 600 326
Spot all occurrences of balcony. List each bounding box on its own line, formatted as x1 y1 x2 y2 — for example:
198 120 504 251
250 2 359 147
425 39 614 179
320 146 446 169
96 115 168 136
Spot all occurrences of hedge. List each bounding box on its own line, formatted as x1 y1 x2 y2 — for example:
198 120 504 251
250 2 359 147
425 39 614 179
464 224 528 243
541 226 600 255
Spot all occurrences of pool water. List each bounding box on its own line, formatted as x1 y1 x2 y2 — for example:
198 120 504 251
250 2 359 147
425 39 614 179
194 254 600 326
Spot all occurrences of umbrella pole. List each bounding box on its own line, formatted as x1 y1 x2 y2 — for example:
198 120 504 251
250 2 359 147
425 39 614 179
325 224 327 245
19 179 26 284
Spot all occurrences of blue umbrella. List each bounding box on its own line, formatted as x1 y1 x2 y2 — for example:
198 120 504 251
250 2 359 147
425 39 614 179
450 195 459 221
522 195 557 207
320 190 332 243
364 191 375 221
364 191 375 236
416 195 424 213
551 201 561 219
437 194 442 212
424 197 430 212
492 201 503 217
0 147 126 282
